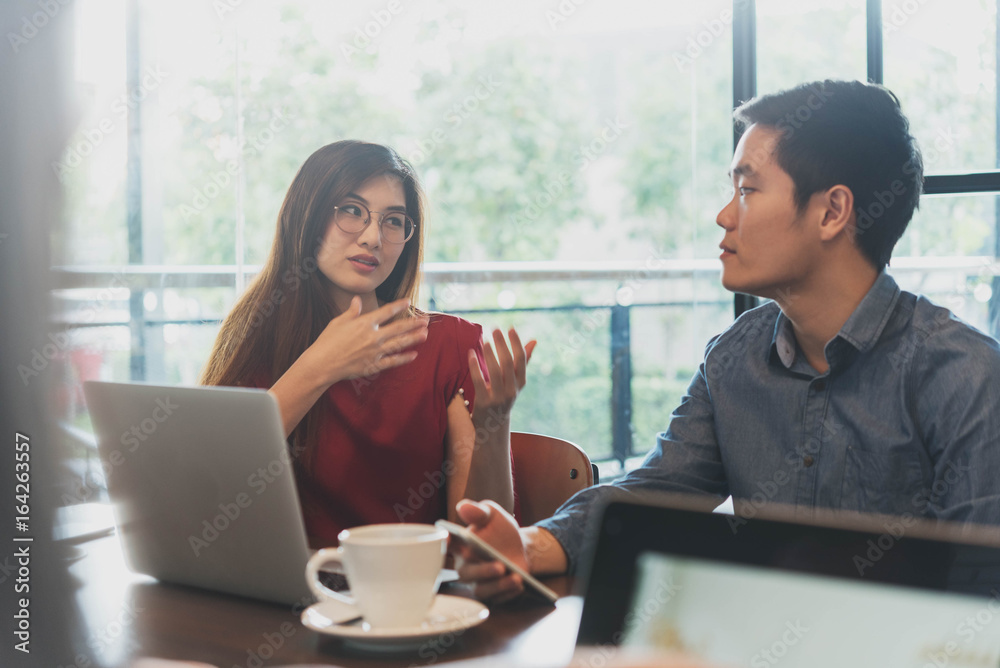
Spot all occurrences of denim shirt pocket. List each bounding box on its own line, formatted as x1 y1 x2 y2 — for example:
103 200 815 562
841 446 928 516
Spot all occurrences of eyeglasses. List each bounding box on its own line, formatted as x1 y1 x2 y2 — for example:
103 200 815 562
332 203 416 244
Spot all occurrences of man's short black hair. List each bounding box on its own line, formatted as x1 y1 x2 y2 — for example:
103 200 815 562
734 80 923 269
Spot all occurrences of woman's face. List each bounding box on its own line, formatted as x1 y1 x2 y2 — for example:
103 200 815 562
316 173 409 313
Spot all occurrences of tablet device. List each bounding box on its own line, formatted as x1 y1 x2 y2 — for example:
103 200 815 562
436 519 559 604
575 495 1000 666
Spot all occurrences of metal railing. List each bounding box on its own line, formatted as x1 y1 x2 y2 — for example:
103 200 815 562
50 257 1000 464
50 256 1000 291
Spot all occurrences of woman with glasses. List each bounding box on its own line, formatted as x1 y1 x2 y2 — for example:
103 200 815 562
200 140 533 546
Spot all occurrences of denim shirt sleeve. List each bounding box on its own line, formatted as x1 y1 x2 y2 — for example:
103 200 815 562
534 357 728 573
910 307 1000 525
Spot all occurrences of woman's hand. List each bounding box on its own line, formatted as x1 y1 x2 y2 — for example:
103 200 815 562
270 296 426 438
307 295 429 387
464 328 536 511
456 327 535 513
468 327 537 422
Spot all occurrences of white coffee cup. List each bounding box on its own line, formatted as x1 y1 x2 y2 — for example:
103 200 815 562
305 523 448 628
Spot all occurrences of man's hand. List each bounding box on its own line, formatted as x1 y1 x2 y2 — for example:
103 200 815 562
452 499 529 603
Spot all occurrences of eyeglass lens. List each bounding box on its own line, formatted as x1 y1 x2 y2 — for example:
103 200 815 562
334 203 414 243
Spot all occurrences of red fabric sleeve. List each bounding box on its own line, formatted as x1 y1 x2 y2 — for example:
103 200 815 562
452 318 485 415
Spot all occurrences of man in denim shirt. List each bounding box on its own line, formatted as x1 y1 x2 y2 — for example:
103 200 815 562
454 80 1000 599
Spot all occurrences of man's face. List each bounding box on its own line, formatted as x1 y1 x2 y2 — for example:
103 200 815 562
716 124 820 300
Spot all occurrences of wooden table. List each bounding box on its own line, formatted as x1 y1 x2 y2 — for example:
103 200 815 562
66 516 582 668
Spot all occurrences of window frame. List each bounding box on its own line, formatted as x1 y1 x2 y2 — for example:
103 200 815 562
731 0 1000 322
54 0 1000 471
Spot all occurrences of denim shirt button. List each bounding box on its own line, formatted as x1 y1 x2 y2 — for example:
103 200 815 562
814 380 826 392
803 455 815 467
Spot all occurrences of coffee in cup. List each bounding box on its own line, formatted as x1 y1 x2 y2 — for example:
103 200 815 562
305 523 448 628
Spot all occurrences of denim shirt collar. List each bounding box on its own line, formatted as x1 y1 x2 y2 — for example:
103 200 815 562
769 271 902 371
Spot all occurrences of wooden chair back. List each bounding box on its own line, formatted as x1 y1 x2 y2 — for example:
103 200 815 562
510 431 596 526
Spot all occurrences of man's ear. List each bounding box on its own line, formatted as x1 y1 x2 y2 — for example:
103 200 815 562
817 184 854 242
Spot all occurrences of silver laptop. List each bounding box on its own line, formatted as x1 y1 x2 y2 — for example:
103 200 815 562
83 381 314 606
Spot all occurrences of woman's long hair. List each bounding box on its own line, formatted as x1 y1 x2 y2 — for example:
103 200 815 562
200 140 425 466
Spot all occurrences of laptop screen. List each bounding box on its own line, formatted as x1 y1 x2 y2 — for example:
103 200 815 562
575 495 1000 664
622 550 1000 666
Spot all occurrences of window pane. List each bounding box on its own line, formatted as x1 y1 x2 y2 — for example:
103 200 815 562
884 0 997 173
618 0 734 263
427 271 734 463
630 280 734 458
757 0 867 95
57 0 740 470
56 0 128 266
894 193 999 338
142 1 241 265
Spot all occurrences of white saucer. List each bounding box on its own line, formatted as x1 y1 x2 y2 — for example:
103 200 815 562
301 593 489 652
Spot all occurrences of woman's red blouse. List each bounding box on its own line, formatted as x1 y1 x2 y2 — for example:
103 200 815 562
296 313 486 545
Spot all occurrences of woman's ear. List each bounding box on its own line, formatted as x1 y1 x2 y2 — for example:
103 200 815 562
818 184 854 242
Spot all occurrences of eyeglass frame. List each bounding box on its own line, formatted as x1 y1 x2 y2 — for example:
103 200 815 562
331 202 417 244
